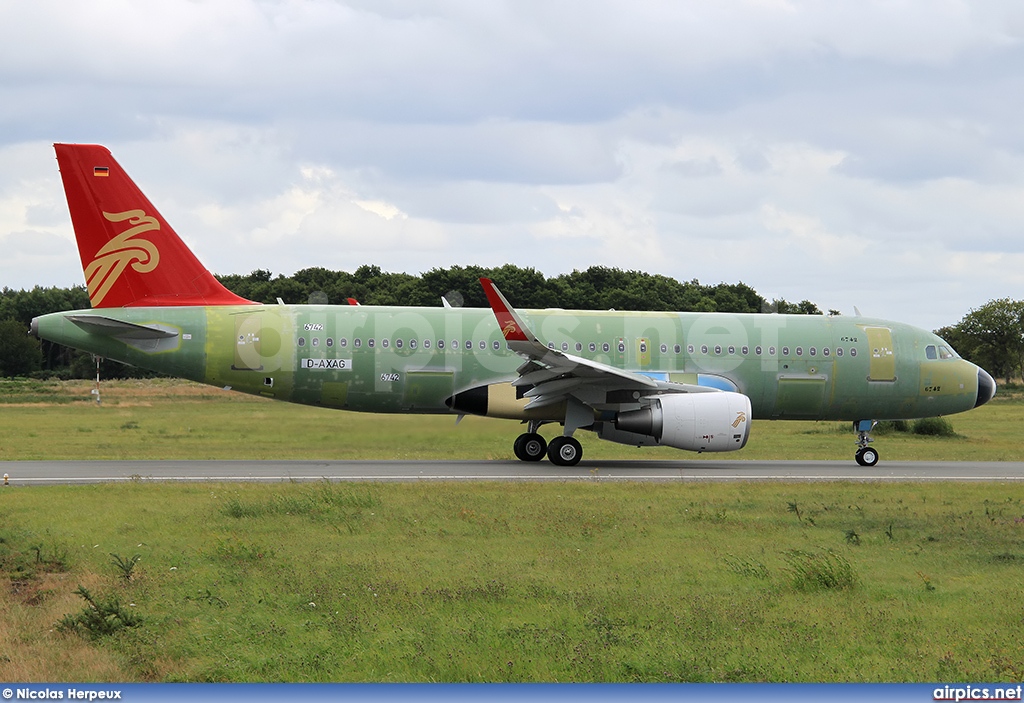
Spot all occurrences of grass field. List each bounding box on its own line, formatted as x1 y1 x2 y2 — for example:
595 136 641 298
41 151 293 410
1 378 1023 682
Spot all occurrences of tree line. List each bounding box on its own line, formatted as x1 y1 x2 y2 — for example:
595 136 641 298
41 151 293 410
7 264 1018 383
215 264 823 314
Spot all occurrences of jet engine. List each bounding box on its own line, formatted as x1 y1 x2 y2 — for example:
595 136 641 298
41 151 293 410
614 392 751 452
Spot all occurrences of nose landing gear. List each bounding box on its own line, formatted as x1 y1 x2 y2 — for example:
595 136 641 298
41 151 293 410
854 420 879 466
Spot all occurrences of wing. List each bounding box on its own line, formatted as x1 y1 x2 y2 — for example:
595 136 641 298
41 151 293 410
479 278 716 415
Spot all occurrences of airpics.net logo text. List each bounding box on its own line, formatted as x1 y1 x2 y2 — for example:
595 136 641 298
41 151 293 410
934 685 1023 701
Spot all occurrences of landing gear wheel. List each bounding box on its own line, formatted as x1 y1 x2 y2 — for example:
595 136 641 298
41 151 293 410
547 436 583 466
855 447 879 467
513 433 547 462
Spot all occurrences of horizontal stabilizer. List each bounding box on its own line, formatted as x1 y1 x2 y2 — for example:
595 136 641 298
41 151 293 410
65 315 177 340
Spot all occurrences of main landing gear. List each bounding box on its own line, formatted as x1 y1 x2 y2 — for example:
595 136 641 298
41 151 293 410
547 436 583 466
513 421 584 466
854 420 879 466
513 429 546 462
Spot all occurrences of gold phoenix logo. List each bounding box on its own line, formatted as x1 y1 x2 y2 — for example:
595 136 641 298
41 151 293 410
732 411 747 428
85 210 161 306
502 321 518 337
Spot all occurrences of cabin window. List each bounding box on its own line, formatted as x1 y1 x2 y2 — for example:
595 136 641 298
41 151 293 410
603 343 610 353
836 347 842 357
548 342 555 349
618 342 626 353
795 347 803 356
466 340 473 350
755 345 762 356
741 346 748 355
423 339 430 349
312 337 320 347
298 337 306 347
396 339 403 349
674 344 681 354
714 345 722 355
437 339 444 349
494 340 501 350
382 339 389 348
850 348 857 357
340 338 348 348
368 339 375 348
822 347 830 357
410 339 417 349
326 338 334 347
701 345 708 355
452 340 459 349
728 346 735 355
562 342 569 351
688 344 695 354
769 346 776 356
809 347 816 356
478 340 484 350
589 343 597 352
576 342 583 352
782 346 790 357
354 338 361 348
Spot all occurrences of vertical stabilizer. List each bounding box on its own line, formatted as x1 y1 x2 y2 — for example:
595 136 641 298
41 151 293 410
54 143 255 308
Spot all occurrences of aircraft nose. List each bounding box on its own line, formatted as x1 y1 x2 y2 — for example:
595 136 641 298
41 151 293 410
975 367 996 408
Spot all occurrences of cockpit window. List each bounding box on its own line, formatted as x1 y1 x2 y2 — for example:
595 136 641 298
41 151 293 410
926 345 937 360
938 345 956 360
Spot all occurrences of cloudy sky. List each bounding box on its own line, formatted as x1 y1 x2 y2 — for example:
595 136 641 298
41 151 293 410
2 0 1023 330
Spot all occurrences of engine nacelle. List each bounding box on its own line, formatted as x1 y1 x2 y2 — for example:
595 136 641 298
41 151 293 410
614 392 751 452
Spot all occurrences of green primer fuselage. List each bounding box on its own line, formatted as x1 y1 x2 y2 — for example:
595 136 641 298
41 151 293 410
34 303 983 422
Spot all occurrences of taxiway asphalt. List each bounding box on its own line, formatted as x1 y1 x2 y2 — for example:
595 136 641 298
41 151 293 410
3 459 1024 485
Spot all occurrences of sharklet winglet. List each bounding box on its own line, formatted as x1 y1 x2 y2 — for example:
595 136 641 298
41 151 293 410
480 278 533 343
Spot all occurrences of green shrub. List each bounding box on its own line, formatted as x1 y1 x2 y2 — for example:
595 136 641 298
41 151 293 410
783 549 857 591
56 586 143 639
873 420 910 435
109 552 141 581
912 417 956 437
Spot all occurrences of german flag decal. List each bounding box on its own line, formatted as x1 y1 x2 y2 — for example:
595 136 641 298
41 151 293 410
93 166 109 177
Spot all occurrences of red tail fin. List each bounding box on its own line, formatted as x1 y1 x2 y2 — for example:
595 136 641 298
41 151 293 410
54 143 255 308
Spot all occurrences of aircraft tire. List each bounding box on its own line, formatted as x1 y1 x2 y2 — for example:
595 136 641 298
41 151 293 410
855 447 879 467
514 433 547 462
548 436 583 466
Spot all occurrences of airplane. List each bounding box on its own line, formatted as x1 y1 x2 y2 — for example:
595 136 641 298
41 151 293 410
30 144 996 467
